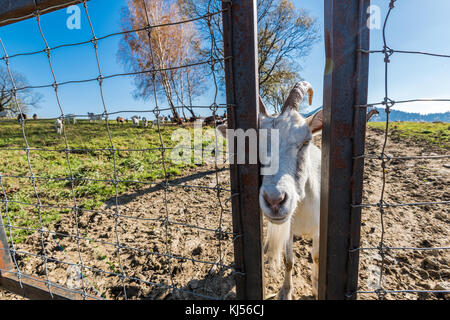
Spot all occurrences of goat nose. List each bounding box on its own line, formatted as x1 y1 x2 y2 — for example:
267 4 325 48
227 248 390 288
263 192 286 209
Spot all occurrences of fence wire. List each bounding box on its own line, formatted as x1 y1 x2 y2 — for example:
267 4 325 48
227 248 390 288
0 0 242 300
352 0 449 300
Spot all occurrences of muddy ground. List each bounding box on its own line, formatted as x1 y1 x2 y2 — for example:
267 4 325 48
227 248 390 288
1 127 448 300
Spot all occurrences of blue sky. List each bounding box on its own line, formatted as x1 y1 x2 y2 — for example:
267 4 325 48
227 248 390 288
297 0 450 115
0 0 449 119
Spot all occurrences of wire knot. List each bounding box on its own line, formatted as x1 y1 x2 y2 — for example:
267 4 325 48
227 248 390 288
383 46 394 63
375 287 387 300
389 0 396 9
96 75 104 84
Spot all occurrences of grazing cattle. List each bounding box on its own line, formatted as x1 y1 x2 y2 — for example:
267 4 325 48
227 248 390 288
54 118 64 135
17 113 27 123
87 112 102 122
142 117 148 128
131 116 140 127
170 115 183 125
32 114 38 120
152 116 166 126
203 116 216 126
65 114 77 124
116 116 125 124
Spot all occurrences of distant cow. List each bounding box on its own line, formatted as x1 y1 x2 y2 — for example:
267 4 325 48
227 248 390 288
170 115 183 125
116 116 125 124
32 114 38 120
142 117 148 128
203 116 216 125
17 113 27 123
65 114 77 124
88 112 102 122
131 116 140 127
54 118 64 135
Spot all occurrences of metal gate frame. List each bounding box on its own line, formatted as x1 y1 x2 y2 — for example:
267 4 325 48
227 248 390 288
318 0 371 300
0 0 264 300
1 0 372 301
222 0 264 300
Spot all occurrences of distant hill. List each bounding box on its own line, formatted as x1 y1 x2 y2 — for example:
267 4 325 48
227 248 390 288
369 108 450 122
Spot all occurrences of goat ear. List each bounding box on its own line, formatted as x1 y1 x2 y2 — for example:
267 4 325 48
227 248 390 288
307 109 323 135
282 81 314 113
216 123 227 139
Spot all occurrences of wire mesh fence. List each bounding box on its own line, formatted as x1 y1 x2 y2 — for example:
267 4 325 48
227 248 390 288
352 0 450 300
0 0 251 300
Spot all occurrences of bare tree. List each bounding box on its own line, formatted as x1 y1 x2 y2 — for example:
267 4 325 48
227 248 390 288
0 67 42 117
182 0 319 113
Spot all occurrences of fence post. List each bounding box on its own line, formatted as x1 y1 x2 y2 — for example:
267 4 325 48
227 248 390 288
0 219 14 280
0 0 85 27
318 0 371 300
222 0 264 300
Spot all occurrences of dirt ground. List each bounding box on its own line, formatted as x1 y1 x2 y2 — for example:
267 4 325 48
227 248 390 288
0 126 448 300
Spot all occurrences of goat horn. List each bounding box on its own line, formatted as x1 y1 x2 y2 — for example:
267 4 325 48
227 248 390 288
282 81 314 113
259 95 269 116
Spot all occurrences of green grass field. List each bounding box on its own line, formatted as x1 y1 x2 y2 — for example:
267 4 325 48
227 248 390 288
0 119 219 242
368 121 450 150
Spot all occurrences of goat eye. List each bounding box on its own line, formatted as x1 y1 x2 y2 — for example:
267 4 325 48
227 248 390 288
299 140 310 149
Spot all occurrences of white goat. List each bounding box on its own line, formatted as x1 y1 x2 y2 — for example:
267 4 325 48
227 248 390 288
87 112 102 122
131 116 140 127
54 118 64 135
217 81 322 300
151 116 165 127
65 114 76 124
259 81 322 300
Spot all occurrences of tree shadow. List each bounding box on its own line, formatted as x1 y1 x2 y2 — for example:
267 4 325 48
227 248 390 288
103 166 228 208
108 267 236 300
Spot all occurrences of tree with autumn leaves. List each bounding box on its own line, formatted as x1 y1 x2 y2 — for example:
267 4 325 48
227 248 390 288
119 0 319 117
119 0 205 120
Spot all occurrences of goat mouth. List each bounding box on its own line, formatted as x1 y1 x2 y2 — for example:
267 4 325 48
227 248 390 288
264 213 289 225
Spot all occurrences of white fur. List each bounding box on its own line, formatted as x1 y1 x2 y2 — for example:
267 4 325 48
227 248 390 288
259 109 321 299
131 116 140 127
87 112 102 122
65 114 76 124
54 118 64 135
151 116 165 127
217 81 321 300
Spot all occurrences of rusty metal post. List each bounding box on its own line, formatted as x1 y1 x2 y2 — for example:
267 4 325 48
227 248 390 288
222 0 264 300
318 0 370 300
0 219 14 280
0 0 86 27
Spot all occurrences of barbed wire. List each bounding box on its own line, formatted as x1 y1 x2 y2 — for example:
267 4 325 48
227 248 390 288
0 0 241 300
351 0 450 300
